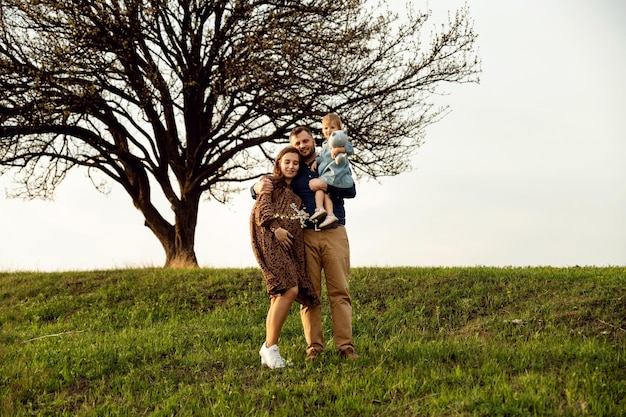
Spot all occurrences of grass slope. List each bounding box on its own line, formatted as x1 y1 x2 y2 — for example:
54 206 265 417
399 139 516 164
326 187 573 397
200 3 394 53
1 267 624 416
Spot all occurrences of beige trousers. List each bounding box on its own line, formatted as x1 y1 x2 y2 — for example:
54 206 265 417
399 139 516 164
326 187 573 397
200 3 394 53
300 226 353 353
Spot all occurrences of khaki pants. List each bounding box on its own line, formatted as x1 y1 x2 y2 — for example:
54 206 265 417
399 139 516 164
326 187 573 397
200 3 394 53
300 226 353 353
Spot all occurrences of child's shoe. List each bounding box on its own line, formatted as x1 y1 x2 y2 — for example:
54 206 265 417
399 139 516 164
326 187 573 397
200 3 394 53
309 208 327 222
318 215 338 229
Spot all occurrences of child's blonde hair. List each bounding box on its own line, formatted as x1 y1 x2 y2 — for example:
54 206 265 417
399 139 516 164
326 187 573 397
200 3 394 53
322 113 343 129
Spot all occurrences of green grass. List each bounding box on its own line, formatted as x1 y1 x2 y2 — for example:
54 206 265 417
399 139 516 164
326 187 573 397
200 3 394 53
1 266 624 416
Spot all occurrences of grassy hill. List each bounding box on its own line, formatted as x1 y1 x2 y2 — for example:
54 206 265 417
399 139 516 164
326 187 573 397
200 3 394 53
1 267 624 416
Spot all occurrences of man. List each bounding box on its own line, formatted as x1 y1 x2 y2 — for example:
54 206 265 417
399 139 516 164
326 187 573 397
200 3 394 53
253 126 358 360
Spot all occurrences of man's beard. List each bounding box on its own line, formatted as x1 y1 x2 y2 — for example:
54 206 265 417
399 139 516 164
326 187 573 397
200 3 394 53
300 148 315 160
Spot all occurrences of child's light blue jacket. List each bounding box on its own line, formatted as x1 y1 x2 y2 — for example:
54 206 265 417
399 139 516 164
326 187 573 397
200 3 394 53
316 139 354 188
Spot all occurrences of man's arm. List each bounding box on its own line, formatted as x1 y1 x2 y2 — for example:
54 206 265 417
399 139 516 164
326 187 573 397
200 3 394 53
309 178 356 199
328 183 356 199
250 176 274 199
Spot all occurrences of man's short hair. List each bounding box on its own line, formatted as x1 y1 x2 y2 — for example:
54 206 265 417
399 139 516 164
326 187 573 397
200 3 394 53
290 125 313 140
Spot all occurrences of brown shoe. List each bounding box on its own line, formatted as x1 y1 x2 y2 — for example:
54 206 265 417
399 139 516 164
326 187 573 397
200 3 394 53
339 347 360 360
305 349 322 361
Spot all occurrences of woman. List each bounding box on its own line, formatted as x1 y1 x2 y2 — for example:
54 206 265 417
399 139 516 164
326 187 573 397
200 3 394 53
250 146 319 369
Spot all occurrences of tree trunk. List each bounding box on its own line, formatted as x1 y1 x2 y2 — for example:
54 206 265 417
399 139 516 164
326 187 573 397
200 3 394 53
139 191 201 269
163 234 199 269
164 193 201 268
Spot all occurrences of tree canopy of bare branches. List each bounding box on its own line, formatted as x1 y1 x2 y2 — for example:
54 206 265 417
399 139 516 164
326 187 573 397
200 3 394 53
0 0 480 267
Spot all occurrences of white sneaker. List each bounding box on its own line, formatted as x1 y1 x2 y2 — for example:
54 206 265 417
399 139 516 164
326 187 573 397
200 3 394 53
309 208 327 222
318 215 338 229
259 342 286 369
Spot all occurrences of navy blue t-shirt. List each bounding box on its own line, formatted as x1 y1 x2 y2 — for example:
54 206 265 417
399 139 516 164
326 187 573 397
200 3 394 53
290 159 356 229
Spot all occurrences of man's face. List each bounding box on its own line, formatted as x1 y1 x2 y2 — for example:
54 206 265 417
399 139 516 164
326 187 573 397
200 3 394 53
290 130 315 161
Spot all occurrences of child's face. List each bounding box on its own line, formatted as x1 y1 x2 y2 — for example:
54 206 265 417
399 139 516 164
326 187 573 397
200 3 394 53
322 121 340 139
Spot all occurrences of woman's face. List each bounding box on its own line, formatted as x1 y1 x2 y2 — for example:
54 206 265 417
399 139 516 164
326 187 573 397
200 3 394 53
280 152 300 180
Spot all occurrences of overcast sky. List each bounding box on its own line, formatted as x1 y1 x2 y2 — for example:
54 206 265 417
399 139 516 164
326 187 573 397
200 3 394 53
1 0 625 271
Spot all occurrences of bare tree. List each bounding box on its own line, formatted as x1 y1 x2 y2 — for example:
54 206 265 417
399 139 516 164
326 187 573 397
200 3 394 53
0 0 480 268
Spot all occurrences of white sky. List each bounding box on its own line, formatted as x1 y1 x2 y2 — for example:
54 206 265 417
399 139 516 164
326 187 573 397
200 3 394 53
1 0 625 271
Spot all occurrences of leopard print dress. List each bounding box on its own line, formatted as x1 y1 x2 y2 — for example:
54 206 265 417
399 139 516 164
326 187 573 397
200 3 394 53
250 179 319 307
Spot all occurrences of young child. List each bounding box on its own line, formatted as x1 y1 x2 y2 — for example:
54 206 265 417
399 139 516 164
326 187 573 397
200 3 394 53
309 113 355 229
